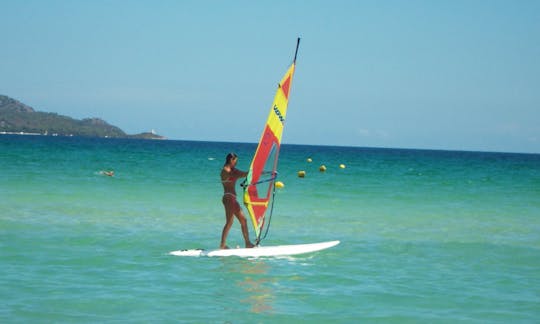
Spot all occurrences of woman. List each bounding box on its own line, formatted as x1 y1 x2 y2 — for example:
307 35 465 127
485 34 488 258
220 153 255 249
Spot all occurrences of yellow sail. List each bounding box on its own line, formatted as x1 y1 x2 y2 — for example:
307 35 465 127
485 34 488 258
243 39 300 243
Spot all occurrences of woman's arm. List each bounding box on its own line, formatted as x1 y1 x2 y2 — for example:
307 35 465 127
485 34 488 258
233 168 248 178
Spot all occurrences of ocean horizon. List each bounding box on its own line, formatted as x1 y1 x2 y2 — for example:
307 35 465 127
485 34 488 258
4 131 540 156
1 134 539 322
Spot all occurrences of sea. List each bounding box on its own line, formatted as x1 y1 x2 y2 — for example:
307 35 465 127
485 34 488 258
1 135 539 323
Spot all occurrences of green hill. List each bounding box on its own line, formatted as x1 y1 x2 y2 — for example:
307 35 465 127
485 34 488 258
0 95 165 139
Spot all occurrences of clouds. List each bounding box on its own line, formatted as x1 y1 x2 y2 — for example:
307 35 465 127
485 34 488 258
356 128 390 141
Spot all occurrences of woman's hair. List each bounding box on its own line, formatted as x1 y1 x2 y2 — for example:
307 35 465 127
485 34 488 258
225 152 238 166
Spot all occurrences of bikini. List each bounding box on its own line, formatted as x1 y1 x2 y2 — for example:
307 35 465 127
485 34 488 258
221 174 237 200
221 177 235 184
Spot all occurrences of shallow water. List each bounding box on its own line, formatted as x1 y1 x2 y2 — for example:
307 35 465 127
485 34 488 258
1 135 539 322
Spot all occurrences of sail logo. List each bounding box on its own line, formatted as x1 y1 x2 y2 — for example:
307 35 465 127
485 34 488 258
273 105 285 124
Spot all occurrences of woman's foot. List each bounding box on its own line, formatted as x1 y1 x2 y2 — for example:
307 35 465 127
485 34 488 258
245 242 255 248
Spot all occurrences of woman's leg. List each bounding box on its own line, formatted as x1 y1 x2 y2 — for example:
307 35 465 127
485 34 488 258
235 208 254 248
220 197 235 249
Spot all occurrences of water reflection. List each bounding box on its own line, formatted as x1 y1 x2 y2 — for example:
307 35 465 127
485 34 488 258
220 258 275 314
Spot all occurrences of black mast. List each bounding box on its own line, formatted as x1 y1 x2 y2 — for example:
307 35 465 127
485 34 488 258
293 37 301 63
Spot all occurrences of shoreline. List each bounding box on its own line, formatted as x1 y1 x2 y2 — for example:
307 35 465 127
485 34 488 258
0 131 166 140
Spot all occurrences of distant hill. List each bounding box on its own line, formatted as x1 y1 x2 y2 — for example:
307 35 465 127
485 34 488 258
0 95 165 139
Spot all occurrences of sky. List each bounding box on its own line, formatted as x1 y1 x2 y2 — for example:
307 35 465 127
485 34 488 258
1 0 539 153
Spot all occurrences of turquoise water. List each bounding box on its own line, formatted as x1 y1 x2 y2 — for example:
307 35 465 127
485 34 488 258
1 135 539 322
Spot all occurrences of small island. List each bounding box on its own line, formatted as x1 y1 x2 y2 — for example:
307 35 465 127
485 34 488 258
0 95 165 140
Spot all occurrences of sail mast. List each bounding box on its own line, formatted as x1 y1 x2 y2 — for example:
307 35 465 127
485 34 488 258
243 39 300 244
294 37 301 63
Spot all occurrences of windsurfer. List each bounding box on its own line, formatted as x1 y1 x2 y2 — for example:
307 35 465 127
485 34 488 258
220 153 255 249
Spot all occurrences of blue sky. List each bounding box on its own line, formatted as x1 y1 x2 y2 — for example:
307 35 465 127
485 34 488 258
1 1 539 153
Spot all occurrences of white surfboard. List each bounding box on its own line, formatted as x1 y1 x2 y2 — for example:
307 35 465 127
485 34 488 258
169 240 340 257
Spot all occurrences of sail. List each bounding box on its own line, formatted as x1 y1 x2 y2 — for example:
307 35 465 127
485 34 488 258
243 39 300 244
